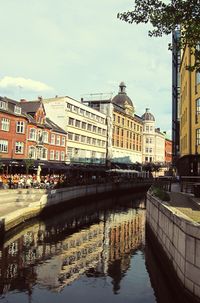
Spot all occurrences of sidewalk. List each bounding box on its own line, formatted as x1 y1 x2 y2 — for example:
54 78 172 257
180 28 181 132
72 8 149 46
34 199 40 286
168 183 200 223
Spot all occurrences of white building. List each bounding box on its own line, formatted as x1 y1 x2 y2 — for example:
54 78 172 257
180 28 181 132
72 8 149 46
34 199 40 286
41 96 107 164
142 108 165 163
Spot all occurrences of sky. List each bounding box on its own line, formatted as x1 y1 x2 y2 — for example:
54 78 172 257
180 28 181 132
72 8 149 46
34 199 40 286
0 0 172 136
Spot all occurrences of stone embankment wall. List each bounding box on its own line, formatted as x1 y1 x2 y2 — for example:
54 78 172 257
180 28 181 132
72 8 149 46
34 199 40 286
0 181 150 233
146 192 200 300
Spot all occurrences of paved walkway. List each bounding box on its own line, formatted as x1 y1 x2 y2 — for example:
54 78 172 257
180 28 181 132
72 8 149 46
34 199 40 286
168 183 200 223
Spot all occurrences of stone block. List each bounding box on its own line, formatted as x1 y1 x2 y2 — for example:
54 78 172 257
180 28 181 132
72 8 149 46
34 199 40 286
195 239 200 268
186 236 195 264
177 229 186 257
194 284 200 299
177 266 185 284
184 277 194 293
185 261 200 286
185 222 200 240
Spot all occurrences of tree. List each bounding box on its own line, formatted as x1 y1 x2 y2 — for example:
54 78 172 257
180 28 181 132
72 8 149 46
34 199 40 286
118 0 200 71
24 158 34 176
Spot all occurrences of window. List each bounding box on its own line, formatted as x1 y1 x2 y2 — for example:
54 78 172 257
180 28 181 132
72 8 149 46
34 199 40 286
14 106 21 114
61 137 65 146
98 127 101 134
56 136 60 145
1 118 10 131
15 142 24 154
80 109 84 115
43 131 48 143
75 120 81 127
0 140 8 152
61 151 65 161
91 113 95 120
67 103 72 110
51 134 55 144
0 101 7 110
82 122 86 129
196 98 200 116
93 126 97 132
146 126 149 132
50 150 54 160
73 106 78 113
87 137 91 144
16 121 25 133
29 128 36 141
146 138 149 143
87 124 92 131
55 151 60 160
102 129 106 136
92 138 96 145
68 132 73 140
81 136 86 143
196 129 200 145
196 71 200 86
38 147 47 160
75 134 80 141
68 117 74 126
85 111 90 118
29 146 36 159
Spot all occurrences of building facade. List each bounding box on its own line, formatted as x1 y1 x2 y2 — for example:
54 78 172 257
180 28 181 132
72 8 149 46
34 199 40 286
40 96 107 164
83 82 143 164
142 108 165 164
178 43 200 175
0 97 67 168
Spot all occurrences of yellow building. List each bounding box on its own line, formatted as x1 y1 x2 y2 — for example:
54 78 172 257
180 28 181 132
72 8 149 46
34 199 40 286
179 44 200 175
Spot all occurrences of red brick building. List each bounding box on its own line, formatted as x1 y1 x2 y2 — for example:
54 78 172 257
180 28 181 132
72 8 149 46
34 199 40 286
0 97 67 171
165 138 172 165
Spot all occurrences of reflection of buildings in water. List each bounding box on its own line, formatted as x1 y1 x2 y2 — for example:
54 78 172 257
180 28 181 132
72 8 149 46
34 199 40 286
0 205 146 296
36 223 104 291
0 221 104 294
105 209 145 294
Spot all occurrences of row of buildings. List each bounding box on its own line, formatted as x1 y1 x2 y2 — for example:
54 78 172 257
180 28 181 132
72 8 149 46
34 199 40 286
172 30 200 175
0 82 172 170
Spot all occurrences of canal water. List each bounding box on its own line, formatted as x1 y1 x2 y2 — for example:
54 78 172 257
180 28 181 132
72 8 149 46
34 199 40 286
0 194 188 303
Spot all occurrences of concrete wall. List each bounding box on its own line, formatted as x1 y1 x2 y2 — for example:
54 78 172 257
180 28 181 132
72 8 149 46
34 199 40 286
1 182 150 233
146 192 200 299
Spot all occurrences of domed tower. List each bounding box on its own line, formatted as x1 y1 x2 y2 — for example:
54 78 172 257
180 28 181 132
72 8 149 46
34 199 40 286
112 82 135 116
141 108 156 163
141 108 155 122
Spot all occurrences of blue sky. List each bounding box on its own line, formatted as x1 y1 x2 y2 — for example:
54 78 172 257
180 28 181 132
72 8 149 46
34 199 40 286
0 0 172 135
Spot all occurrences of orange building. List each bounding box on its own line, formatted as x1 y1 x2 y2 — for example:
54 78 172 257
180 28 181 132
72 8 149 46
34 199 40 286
165 138 172 165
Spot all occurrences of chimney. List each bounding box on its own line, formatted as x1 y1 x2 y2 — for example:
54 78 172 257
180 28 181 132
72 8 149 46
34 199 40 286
38 96 43 101
81 97 84 102
20 99 27 102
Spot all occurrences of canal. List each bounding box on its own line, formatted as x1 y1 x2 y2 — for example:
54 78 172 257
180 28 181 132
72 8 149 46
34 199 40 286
0 193 189 303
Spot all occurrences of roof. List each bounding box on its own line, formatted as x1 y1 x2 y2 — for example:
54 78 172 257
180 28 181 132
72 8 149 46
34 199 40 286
112 82 134 108
19 100 41 114
141 108 155 121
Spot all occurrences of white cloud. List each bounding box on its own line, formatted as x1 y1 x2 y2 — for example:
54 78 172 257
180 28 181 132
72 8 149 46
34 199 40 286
0 76 53 92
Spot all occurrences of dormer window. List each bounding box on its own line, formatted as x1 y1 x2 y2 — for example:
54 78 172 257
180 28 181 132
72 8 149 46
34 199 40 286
0 101 8 110
14 106 21 114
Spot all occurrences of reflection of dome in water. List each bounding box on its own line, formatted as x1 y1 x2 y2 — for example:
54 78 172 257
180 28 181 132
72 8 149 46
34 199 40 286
141 108 155 121
112 82 133 108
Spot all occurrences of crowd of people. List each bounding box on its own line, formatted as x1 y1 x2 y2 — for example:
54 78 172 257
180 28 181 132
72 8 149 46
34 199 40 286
0 174 65 189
